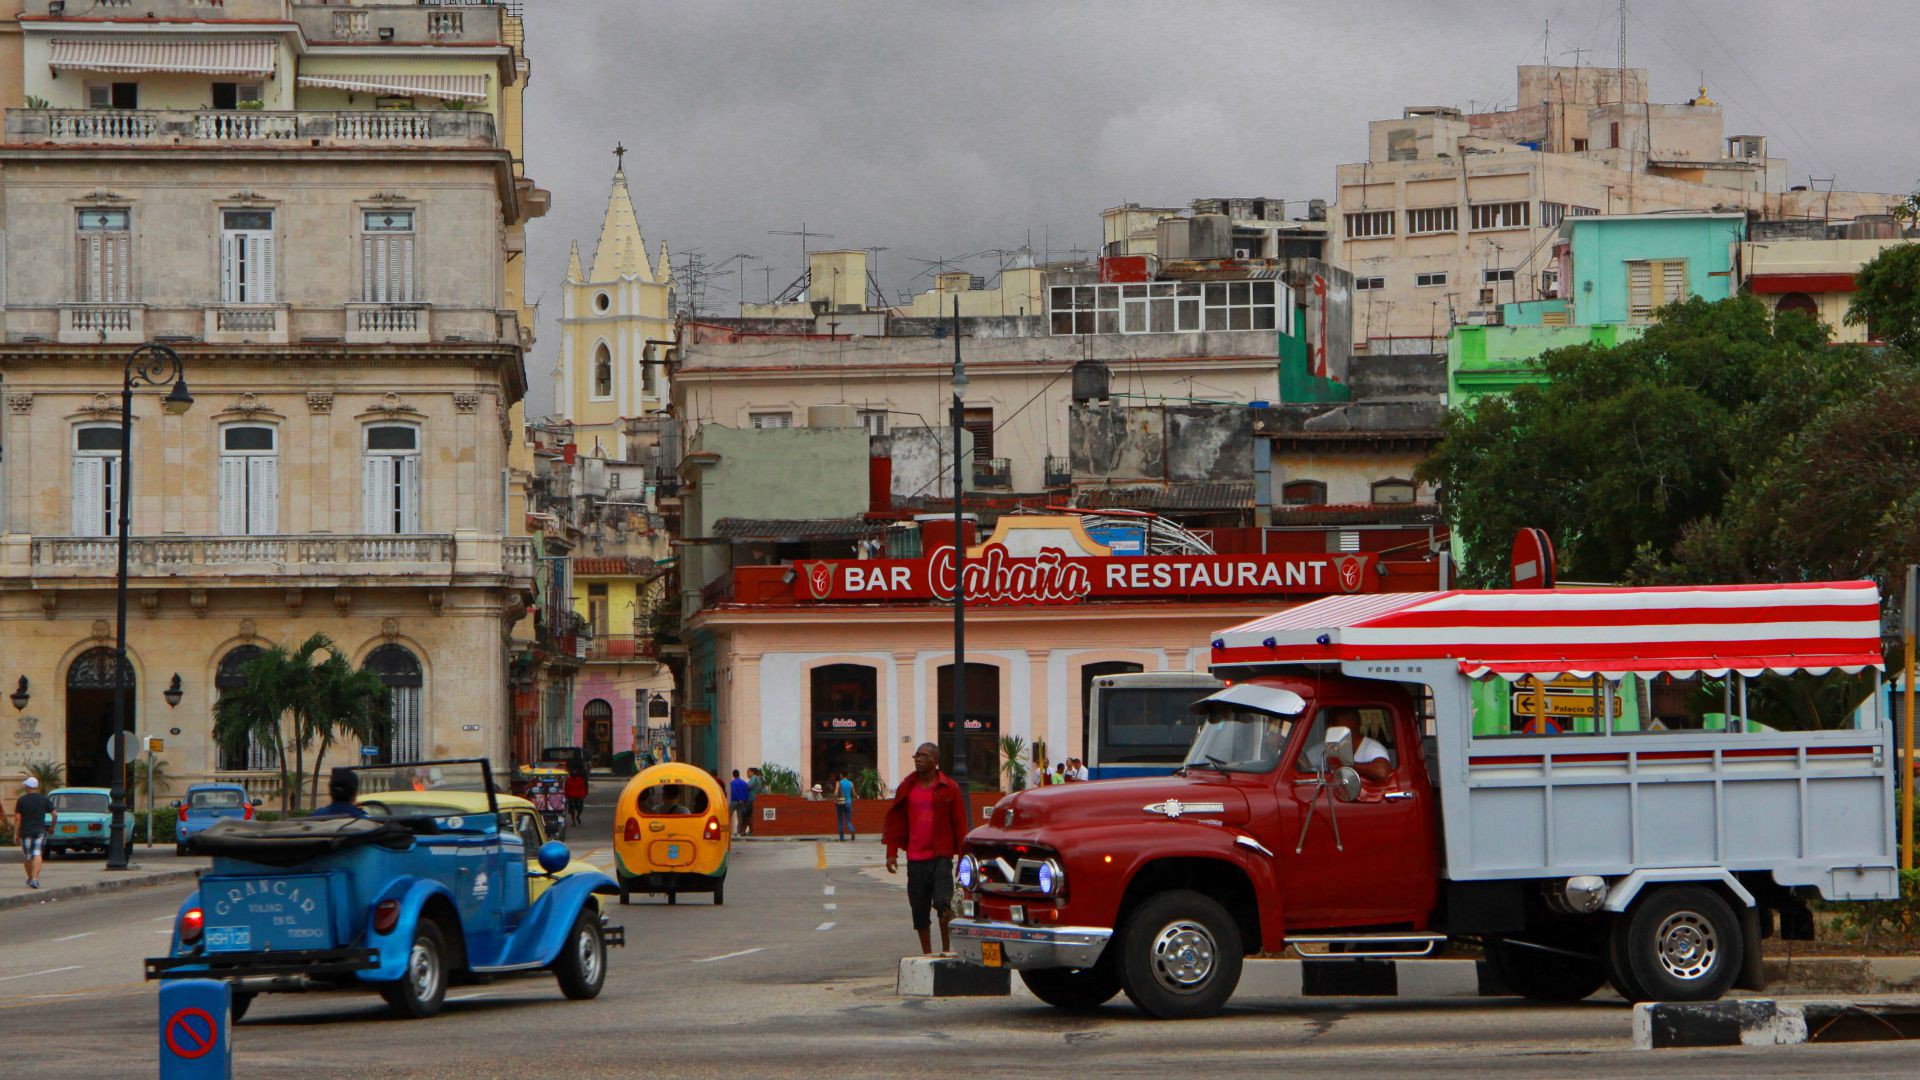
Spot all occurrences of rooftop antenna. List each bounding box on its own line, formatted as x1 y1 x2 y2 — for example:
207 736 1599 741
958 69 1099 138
768 223 834 270
1617 0 1628 102
863 246 890 308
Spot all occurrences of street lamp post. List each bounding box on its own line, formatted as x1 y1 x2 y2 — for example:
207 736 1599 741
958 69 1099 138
948 297 969 797
106 343 193 871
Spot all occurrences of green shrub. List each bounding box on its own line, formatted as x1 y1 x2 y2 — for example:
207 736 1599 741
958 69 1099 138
756 762 800 797
1828 868 1920 950
853 767 885 800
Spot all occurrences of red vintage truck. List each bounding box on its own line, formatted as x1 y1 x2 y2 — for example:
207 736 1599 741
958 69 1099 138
950 582 1901 1018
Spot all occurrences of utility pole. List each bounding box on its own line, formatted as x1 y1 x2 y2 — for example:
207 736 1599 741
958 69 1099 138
1905 565 1916 870
948 296 970 798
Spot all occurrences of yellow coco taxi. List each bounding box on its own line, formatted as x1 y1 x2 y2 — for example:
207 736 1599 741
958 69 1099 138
613 763 729 905
362 789 593 904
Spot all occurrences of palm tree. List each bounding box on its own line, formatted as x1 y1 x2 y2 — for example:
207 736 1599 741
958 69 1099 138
213 640 303 814
999 735 1028 791
23 760 64 790
301 649 392 807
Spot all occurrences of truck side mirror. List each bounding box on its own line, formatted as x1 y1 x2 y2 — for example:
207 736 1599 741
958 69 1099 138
1331 766 1362 803
1323 726 1357 770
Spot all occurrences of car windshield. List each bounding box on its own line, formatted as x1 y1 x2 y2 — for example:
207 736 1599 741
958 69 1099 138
190 789 245 809
1182 708 1300 773
638 783 709 816
352 761 491 800
361 801 469 820
52 792 109 814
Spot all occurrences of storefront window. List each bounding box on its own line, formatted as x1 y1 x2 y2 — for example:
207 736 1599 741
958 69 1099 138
811 664 878 787
937 663 1000 789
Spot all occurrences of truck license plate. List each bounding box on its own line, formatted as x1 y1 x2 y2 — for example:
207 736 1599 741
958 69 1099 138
981 941 1002 967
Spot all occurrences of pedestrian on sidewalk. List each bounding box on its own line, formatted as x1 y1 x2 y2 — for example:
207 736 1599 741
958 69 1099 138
12 777 56 889
727 770 750 836
835 770 857 841
884 743 971 955
745 767 765 837
564 767 588 827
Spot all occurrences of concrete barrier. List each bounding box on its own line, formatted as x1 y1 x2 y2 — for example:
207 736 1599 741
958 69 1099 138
897 955 1010 997
1633 998 1920 1049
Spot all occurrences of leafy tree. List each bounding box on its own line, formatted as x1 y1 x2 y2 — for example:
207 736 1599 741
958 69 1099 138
298 649 392 810
213 633 390 813
1420 295 1883 585
1846 242 1920 356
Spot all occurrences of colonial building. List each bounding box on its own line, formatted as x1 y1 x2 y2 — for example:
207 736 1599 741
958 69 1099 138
0 0 542 795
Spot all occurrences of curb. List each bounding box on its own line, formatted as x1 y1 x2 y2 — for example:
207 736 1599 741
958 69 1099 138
0 866 199 912
1633 998 1920 1049
898 955 1010 997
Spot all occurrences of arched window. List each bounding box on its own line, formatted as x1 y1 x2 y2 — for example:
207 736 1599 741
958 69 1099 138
364 644 423 764
1774 292 1819 319
1371 478 1417 505
71 423 124 537
215 645 280 772
363 424 420 535
592 343 613 398
810 664 878 784
1282 479 1327 506
219 424 278 536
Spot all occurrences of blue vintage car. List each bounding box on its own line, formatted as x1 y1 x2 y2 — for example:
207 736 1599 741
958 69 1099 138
174 782 261 856
45 787 113 856
145 760 624 1020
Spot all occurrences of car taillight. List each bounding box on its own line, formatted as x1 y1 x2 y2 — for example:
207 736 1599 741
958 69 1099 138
623 817 641 842
242 803 253 821
703 815 720 841
372 899 400 934
178 804 189 823
179 907 204 944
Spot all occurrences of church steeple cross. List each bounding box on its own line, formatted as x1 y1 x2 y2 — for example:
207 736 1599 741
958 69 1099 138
613 142 627 171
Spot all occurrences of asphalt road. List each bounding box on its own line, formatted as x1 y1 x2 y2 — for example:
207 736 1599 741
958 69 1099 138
3 783 1916 1079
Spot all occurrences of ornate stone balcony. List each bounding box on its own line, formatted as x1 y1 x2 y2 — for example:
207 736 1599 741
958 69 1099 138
6 108 499 150
346 303 431 344
58 303 146 344
11 533 535 585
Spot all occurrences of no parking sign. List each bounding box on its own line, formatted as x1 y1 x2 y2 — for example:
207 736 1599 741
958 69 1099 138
159 978 231 1080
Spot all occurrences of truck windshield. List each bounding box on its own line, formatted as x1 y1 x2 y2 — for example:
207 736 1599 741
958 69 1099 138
1183 708 1299 773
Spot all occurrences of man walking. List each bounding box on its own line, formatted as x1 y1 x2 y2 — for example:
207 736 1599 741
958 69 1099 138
745 767 765 837
884 743 971 955
12 777 55 889
727 769 750 836
834 770 857 841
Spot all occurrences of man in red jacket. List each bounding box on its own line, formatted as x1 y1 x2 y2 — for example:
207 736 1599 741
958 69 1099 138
884 741 972 955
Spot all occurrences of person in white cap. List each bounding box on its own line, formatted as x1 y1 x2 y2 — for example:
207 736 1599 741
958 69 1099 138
12 777 55 888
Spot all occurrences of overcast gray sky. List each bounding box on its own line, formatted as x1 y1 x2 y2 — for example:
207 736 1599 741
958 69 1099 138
520 0 1919 416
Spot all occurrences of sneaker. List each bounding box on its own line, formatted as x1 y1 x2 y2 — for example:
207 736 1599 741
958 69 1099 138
28 880 39 889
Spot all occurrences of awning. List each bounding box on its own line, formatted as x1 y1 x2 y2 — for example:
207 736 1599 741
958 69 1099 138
297 73 490 102
50 38 277 77
1211 581 1885 680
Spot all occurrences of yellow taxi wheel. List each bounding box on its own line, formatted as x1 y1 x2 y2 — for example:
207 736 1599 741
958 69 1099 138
713 878 725 906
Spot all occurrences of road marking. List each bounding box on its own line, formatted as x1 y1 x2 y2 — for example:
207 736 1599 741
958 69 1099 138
52 932 96 943
823 885 835 896
155 930 176 935
691 947 765 964
152 915 179 922
815 842 827 871
448 991 497 1001
815 921 836 932
822 903 838 911
0 966 82 983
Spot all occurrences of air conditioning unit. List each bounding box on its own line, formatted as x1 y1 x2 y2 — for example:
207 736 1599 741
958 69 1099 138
1479 288 1495 304
1233 248 1252 259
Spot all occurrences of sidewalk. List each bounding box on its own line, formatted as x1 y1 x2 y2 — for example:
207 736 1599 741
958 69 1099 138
0 844 202 911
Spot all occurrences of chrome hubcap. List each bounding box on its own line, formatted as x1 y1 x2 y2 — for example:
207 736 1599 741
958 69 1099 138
1654 911 1718 981
409 939 440 1000
577 924 603 985
1148 920 1217 993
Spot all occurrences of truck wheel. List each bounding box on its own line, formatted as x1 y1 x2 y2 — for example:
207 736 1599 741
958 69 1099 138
1604 918 1649 1002
381 921 449 1019
1116 890 1243 1019
1619 886 1741 1003
1485 938 1606 1002
1021 966 1121 1011
553 908 607 1000
230 992 255 1022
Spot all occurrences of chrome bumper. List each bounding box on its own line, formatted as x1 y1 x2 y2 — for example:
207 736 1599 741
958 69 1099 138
950 918 1113 970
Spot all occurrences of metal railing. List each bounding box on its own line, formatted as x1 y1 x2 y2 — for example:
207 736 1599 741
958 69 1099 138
25 534 481 577
8 109 498 149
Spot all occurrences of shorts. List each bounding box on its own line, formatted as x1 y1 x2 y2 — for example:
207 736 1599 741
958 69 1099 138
905 856 954 930
20 835 46 860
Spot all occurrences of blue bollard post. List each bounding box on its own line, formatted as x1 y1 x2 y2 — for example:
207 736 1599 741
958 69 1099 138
158 978 232 1080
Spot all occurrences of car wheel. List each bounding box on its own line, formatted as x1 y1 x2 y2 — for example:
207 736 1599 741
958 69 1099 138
380 921 449 1019
230 992 255 1023
1485 937 1607 1002
176 842 188 857
666 883 677 906
553 908 607 1001
1620 886 1741 1003
617 880 630 906
1116 889 1243 1019
1021 965 1122 1011
713 877 725 906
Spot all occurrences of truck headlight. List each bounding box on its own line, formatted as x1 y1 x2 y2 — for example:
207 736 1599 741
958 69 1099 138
1037 859 1062 896
956 854 976 891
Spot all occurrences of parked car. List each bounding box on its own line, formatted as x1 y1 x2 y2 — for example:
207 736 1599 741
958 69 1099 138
174 782 261 856
45 787 112 857
146 759 624 1020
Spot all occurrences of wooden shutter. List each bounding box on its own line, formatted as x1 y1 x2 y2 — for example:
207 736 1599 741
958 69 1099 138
500 467 511 536
400 455 421 533
1628 261 1653 322
1658 259 1687 305
249 455 278 535
361 233 376 303
361 232 415 303
72 456 102 535
363 454 394 533
252 232 275 303
218 456 247 535
221 231 241 303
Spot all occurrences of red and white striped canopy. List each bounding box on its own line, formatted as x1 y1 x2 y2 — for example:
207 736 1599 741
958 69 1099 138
1211 581 1885 680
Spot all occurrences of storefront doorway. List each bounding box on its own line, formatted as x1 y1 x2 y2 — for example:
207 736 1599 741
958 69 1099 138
66 647 133 788
937 663 999 789
810 664 877 786
583 698 613 767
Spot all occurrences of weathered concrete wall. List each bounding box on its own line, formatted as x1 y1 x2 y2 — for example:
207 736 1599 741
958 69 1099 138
1349 353 1445 399
883 426 972 501
685 425 871 525
1167 407 1252 482
1070 404 1250 484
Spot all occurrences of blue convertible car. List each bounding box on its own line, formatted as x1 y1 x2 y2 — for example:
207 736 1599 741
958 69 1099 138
146 760 624 1020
